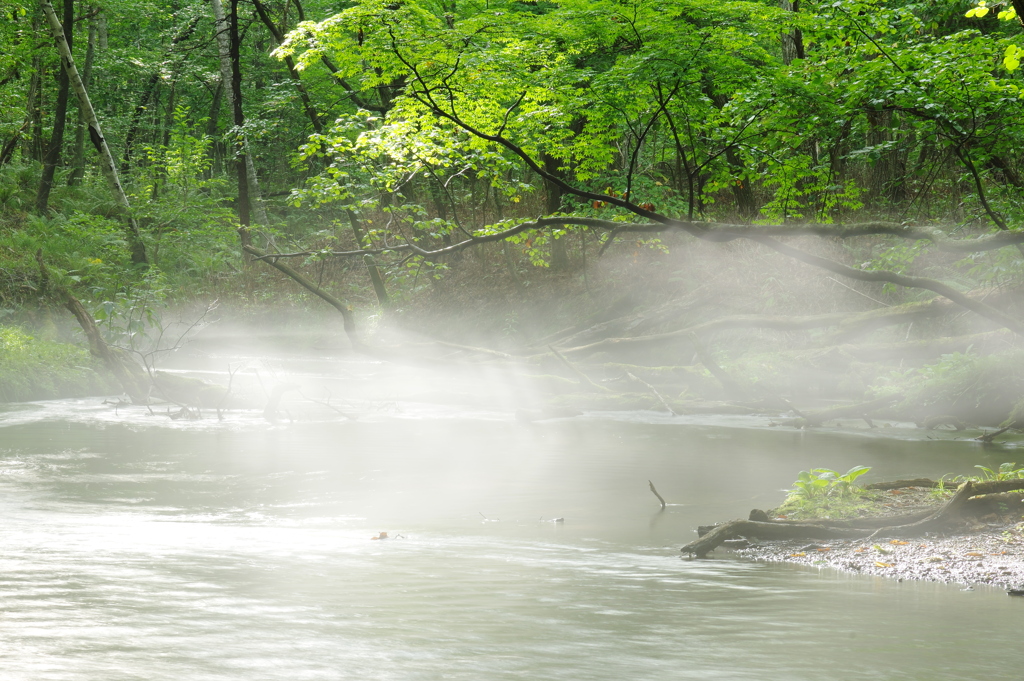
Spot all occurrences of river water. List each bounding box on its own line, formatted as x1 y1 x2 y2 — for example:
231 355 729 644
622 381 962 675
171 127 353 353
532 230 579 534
2 355 1023 680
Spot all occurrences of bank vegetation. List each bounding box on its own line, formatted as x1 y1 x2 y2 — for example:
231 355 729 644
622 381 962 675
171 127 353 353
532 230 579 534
0 0 1022 433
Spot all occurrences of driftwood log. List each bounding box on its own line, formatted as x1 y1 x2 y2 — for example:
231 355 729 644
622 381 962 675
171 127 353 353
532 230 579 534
681 480 1024 558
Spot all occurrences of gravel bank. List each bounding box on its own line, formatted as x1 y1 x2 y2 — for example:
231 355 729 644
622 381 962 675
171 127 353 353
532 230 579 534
729 487 1024 590
735 530 1024 589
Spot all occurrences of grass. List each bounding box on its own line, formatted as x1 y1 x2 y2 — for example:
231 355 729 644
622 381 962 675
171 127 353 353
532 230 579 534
0 325 117 402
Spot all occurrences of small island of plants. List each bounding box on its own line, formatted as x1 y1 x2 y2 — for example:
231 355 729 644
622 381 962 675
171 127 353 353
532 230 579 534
683 464 1024 590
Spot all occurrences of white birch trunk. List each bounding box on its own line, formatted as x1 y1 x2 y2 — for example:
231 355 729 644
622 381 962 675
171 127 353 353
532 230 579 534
40 0 147 265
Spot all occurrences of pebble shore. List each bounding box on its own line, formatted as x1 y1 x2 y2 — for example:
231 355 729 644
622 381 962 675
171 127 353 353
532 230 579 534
735 530 1024 589
730 487 1024 590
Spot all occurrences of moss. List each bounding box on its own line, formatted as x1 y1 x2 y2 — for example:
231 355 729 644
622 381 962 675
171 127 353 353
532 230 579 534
0 326 118 401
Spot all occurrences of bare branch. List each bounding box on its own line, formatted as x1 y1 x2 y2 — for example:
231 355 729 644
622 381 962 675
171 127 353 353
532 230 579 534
753 236 1024 335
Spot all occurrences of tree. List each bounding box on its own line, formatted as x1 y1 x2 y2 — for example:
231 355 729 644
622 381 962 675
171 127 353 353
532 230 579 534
40 0 148 264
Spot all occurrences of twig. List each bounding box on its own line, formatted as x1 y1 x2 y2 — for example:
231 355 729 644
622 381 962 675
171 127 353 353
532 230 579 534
434 340 516 359
627 372 680 415
548 345 610 391
216 362 243 420
300 387 357 420
826 276 889 307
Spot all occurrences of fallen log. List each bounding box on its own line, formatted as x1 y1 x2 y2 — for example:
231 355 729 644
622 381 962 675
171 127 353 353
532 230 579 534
864 478 941 491
697 506 939 536
796 393 903 427
682 520 870 557
558 292 1011 357
864 481 977 539
681 480 1024 557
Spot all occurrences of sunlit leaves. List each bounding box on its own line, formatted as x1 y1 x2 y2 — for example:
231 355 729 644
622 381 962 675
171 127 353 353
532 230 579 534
1005 44 1021 71
965 1 990 18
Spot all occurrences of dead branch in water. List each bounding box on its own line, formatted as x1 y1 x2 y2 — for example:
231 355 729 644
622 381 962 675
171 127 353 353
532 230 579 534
797 393 904 427
649 480 667 509
629 373 680 416
548 345 610 392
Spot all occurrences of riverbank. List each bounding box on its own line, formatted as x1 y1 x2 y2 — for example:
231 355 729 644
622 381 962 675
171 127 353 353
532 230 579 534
722 485 1024 590
736 528 1024 590
0 326 116 402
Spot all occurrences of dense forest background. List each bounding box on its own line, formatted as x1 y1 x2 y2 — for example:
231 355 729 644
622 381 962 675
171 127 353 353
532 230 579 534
2 0 1024 427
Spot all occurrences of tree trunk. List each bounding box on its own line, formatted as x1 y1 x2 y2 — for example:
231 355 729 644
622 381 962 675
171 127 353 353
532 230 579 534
0 122 29 167
543 153 569 269
866 109 906 204
121 73 160 173
251 0 323 134
121 16 200 173
204 80 224 176
40 0 147 265
347 209 390 308
779 0 804 65
35 250 150 402
24 13 44 163
681 480 1023 557
211 0 268 240
706 91 757 219
68 9 96 186
35 0 73 213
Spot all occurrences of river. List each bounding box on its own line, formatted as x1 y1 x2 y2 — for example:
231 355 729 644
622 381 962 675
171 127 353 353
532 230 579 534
2 352 1022 680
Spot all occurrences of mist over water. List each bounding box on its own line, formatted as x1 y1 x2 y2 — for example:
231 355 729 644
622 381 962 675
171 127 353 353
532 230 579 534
2 345 1023 680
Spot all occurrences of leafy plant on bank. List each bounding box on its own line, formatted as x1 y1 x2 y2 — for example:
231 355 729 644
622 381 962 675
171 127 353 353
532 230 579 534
776 466 874 519
952 462 1024 483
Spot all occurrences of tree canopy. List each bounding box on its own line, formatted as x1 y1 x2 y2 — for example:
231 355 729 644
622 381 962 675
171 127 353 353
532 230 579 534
2 0 1024 422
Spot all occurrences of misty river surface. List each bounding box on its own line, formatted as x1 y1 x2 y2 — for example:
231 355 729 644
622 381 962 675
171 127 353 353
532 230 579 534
2 363 1024 679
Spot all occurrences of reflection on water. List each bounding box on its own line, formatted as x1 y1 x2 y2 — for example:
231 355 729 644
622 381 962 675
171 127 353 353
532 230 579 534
1 401 1022 680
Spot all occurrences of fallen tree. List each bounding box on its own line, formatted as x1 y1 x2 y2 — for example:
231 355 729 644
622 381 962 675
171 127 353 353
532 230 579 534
242 243 365 352
34 251 150 402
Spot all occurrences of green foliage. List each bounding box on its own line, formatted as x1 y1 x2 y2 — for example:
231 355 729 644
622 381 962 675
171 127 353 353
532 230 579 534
956 246 1024 289
92 268 171 353
777 466 875 519
756 154 863 223
788 466 872 500
0 325 116 401
946 462 1024 484
874 350 1024 426
972 462 1024 482
5 0 1024 348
